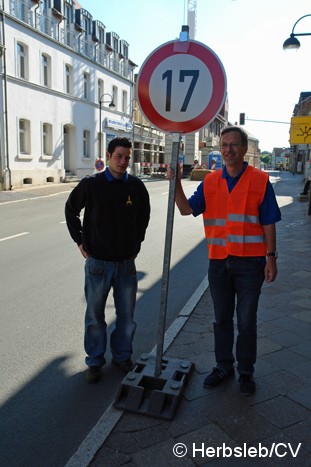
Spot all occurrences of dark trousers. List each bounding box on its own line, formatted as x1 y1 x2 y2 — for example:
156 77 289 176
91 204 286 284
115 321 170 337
208 256 265 375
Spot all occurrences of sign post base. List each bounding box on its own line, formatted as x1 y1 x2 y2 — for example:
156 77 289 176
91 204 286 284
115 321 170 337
113 353 194 420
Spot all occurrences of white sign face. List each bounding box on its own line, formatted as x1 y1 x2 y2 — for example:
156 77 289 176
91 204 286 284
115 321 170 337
137 39 227 134
149 54 213 122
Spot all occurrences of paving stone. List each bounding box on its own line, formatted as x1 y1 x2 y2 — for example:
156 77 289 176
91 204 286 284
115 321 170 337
104 430 140 454
257 337 283 356
185 352 215 375
292 309 311 323
258 371 305 396
287 386 311 411
255 396 309 428
260 349 309 370
116 412 164 432
168 397 213 437
283 418 311 451
271 317 311 338
268 330 306 348
291 288 311 298
257 320 284 336
286 360 311 382
176 423 236 466
183 370 213 400
290 341 311 359
131 438 196 466
217 408 279 444
91 445 131 466
257 308 286 322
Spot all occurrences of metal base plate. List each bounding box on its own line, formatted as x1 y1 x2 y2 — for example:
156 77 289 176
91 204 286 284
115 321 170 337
113 353 194 420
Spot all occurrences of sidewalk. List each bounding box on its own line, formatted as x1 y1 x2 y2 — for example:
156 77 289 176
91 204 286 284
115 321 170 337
82 172 311 467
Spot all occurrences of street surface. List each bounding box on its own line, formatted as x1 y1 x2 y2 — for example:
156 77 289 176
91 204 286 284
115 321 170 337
0 178 206 467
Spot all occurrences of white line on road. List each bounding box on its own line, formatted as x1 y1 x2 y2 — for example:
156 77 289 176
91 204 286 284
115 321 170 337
0 191 72 206
0 232 29 242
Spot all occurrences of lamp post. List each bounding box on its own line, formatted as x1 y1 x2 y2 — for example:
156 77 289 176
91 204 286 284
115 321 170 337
283 14 311 50
98 93 115 161
282 15 311 215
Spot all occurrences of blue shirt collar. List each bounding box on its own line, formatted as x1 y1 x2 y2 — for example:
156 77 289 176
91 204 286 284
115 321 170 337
104 167 128 182
222 161 248 180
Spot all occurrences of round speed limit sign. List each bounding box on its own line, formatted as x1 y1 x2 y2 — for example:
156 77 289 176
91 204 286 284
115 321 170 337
137 40 227 134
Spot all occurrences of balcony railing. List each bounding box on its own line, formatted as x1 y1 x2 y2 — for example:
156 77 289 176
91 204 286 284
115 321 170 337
8 2 133 79
10 0 33 26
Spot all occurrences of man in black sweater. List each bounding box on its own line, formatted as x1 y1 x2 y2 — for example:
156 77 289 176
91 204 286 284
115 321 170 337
65 137 150 383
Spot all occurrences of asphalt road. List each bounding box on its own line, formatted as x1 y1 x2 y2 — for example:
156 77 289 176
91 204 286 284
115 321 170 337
0 179 207 467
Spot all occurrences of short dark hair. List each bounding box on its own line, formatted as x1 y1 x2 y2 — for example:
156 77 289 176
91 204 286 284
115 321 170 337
221 126 248 146
107 137 132 155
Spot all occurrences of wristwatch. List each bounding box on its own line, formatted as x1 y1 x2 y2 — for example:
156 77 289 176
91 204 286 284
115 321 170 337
267 252 278 259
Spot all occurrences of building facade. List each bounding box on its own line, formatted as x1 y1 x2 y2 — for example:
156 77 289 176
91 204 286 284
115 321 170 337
0 0 136 190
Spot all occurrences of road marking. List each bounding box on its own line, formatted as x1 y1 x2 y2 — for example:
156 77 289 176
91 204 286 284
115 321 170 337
0 232 29 242
0 191 72 206
64 275 209 467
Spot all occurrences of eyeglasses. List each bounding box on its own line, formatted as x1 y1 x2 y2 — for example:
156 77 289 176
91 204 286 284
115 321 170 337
221 143 241 150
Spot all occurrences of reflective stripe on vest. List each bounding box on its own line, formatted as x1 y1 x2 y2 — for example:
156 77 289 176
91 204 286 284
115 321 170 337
227 234 265 243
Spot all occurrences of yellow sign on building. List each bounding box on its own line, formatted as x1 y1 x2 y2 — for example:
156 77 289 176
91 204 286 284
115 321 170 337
290 116 311 144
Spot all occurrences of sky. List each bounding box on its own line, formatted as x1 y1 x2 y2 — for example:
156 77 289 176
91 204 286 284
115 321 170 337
79 0 311 152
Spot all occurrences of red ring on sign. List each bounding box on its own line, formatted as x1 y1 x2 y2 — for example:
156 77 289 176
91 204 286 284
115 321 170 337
201 163 208 169
137 40 226 133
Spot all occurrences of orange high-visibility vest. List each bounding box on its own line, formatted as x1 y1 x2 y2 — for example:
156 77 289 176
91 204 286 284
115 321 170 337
203 166 269 259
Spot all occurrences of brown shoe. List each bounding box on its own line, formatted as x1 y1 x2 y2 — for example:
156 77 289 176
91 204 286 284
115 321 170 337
85 366 101 383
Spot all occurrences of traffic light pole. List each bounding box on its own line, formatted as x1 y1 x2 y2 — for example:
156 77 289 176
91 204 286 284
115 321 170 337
238 114 289 125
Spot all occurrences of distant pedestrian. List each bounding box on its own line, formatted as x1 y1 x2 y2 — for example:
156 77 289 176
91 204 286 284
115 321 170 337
65 137 150 383
167 126 281 395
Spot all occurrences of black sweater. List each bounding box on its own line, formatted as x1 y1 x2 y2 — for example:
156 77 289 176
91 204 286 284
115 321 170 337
65 172 150 261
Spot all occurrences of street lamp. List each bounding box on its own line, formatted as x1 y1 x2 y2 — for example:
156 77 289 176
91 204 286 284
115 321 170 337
282 15 311 215
98 93 115 160
283 14 311 50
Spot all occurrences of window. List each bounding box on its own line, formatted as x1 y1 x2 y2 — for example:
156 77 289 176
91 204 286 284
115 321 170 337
41 53 51 87
64 1 73 47
98 79 104 103
19 119 31 154
65 64 73 94
17 0 29 23
122 90 128 113
112 85 118 110
83 72 90 99
17 42 28 80
113 36 119 52
42 123 53 155
97 26 107 66
83 130 90 158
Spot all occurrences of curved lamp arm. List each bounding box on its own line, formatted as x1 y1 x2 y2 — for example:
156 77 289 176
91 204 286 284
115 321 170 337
290 14 311 36
283 14 311 50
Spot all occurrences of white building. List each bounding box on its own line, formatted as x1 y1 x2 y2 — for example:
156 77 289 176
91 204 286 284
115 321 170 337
0 0 136 190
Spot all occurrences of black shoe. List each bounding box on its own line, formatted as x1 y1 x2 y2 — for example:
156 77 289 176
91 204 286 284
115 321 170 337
239 374 255 395
203 367 234 388
85 366 101 383
112 358 134 372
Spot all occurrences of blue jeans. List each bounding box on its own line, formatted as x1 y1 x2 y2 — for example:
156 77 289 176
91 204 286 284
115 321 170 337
208 256 265 375
84 256 137 367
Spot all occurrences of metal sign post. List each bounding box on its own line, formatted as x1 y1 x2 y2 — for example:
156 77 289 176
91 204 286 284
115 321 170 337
155 134 180 377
